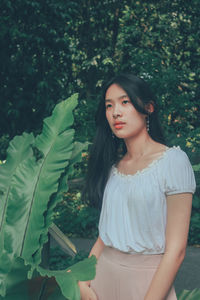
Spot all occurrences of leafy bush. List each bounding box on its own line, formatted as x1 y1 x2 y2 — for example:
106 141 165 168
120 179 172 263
50 247 88 271
54 190 99 238
0 135 9 161
189 195 200 245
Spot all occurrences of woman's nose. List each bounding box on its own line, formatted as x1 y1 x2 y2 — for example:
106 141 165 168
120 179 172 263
112 105 122 118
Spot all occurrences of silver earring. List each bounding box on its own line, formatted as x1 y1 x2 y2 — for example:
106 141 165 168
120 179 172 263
112 132 115 139
146 115 150 132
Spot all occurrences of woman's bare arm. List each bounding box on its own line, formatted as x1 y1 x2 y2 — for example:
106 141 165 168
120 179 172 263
89 236 105 259
144 193 193 300
82 236 105 286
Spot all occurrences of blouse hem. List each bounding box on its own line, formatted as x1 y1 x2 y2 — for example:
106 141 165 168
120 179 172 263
166 189 195 195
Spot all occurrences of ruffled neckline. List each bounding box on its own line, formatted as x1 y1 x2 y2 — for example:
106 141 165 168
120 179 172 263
112 146 180 179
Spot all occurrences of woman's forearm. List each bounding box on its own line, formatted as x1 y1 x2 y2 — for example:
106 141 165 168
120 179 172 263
145 193 193 300
79 236 105 288
89 236 105 259
144 249 185 300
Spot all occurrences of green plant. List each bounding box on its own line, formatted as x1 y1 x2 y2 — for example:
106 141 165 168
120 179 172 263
178 289 200 299
0 135 9 161
54 190 99 238
49 247 88 271
188 161 200 245
189 195 200 245
1 1 199 151
0 94 96 300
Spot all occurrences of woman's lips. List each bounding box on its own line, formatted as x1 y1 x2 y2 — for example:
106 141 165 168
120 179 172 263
114 122 126 129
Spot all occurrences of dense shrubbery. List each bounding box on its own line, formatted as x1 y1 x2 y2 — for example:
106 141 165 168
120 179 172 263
53 190 99 239
1 0 199 148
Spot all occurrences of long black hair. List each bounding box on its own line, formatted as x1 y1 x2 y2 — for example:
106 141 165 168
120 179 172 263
83 73 165 209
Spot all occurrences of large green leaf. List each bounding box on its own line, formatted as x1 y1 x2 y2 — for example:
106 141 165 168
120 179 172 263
0 257 31 299
0 133 34 245
0 133 34 295
178 289 200 300
0 281 29 300
30 141 89 269
0 94 79 295
37 255 97 300
0 255 96 300
51 141 89 206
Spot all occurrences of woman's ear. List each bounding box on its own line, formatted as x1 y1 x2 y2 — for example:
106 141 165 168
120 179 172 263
145 101 154 114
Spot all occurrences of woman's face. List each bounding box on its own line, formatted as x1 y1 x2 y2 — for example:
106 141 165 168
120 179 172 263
105 84 147 140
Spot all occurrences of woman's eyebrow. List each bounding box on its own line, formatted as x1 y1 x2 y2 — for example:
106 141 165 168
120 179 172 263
105 94 128 102
118 94 129 99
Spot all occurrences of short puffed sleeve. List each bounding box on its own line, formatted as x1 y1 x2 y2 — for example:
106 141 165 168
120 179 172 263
164 147 196 195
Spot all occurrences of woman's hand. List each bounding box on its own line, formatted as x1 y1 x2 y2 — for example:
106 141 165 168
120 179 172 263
78 281 98 300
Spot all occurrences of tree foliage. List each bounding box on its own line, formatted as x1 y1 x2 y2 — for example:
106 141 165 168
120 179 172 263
1 0 74 137
1 0 199 151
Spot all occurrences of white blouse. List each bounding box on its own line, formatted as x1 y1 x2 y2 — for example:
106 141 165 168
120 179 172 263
99 146 196 254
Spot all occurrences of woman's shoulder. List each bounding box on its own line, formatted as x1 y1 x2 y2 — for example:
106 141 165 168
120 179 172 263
159 145 194 172
161 145 196 195
165 145 190 163
157 145 194 177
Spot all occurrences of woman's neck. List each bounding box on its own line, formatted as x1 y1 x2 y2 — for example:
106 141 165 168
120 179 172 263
124 132 157 160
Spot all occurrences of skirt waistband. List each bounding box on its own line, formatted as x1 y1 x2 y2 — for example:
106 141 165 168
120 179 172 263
102 246 163 268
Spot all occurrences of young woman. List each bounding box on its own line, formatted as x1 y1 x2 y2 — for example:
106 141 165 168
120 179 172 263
79 73 196 300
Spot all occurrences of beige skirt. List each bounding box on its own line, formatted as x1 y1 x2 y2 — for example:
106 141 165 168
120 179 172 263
90 246 177 300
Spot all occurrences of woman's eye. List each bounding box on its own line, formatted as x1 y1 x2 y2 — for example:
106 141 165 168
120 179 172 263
105 104 112 109
122 100 129 104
